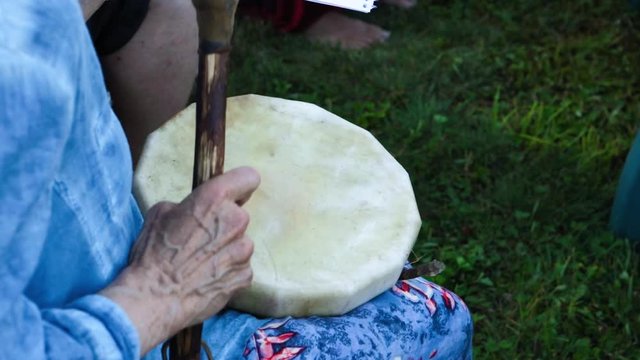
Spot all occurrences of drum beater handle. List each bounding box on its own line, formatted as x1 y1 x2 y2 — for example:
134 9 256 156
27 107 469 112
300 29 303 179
162 1 239 359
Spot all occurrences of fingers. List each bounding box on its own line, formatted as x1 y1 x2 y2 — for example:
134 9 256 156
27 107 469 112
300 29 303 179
212 263 253 295
193 166 261 205
213 238 253 292
198 201 251 253
191 264 253 324
178 233 253 287
204 262 253 295
146 201 176 220
187 236 254 296
220 235 254 266
186 234 253 278
166 166 258 263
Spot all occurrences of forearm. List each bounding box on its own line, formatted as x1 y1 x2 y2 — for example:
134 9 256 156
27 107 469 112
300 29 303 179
79 0 106 20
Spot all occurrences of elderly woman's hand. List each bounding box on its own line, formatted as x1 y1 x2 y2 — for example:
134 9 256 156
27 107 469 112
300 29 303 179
101 167 260 356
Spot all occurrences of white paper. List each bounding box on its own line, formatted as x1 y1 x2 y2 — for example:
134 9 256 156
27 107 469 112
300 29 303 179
305 0 376 13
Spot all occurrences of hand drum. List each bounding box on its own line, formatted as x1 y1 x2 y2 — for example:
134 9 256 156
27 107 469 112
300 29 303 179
134 95 421 317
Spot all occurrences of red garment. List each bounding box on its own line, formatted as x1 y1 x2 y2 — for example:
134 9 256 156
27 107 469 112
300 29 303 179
239 0 330 32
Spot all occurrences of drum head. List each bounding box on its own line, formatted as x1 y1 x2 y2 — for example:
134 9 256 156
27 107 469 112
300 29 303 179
134 95 421 317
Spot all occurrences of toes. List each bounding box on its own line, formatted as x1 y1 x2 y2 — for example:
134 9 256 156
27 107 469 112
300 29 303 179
304 13 390 50
382 0 418 9
371 28 391 43
402 0 418 9
362 26 391 46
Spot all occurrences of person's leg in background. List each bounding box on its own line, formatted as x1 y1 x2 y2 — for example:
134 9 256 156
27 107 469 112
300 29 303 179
301 0 421 49
239 0 397 50
87 0 198 165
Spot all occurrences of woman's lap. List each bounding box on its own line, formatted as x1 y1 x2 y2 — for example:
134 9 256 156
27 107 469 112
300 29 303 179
198 277 473 360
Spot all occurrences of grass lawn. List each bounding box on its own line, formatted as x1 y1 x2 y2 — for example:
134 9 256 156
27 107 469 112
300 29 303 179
227 1 640 358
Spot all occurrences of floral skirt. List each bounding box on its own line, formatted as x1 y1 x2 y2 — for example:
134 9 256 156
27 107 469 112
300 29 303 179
172 276 475 360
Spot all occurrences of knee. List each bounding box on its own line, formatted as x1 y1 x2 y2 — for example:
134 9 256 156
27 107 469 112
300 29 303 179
391 278 473 357
101 0 198 161
432 282 474 353
103 0 198 85
147 0 198 50
401 278 474 339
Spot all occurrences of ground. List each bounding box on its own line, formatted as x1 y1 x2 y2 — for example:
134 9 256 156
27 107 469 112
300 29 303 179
227 1 640 358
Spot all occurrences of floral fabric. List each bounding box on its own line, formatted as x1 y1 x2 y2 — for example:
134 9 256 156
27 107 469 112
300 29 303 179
212 277 473 360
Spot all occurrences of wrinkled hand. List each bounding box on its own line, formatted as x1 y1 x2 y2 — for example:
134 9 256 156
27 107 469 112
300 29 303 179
101 167 260 355
129 166 258 324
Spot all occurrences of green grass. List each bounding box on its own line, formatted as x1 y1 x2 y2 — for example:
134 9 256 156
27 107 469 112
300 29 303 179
227 1 640 358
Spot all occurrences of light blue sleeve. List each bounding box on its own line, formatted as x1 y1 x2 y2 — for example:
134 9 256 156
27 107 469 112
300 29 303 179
0 50 140 359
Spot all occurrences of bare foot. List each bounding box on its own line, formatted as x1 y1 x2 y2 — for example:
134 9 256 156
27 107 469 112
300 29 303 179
380 0 418 9
304 12 390 50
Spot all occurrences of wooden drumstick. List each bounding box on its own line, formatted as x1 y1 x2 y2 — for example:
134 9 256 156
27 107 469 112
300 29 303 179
191 0 238 184
162 1 239 359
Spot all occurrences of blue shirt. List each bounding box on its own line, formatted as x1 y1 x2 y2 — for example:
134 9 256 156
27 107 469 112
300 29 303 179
0 1 143 358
